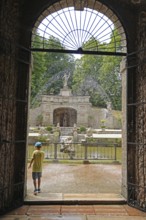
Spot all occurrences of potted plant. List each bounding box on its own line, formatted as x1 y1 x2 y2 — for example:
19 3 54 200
100 119 106 130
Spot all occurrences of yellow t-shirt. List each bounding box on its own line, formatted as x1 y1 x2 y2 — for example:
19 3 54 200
32 150 44 172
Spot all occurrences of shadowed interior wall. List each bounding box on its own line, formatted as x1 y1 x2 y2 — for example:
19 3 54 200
127 10 146 209
0 0 30 212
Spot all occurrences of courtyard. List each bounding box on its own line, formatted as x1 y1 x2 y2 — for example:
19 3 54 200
26 163 124 202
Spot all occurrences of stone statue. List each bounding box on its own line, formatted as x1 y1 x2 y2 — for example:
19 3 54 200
87 127 93 137
54 123 61 142
63 113 68 127
107 102 112 111
73 123 78 142
63 73 70 87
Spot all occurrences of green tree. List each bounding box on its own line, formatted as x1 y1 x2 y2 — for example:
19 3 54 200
31 30 122 110
72 29 122 110
31 35 75 106
31 34 47 102
72 54 102 91
98 55 122 110
98 30 122 110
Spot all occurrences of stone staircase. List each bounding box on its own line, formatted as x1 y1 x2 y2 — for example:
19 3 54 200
60 127 73 136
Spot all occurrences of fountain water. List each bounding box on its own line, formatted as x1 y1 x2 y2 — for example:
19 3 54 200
31 70 72 107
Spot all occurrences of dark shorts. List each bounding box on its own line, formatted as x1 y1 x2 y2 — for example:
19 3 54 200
32 172 42 180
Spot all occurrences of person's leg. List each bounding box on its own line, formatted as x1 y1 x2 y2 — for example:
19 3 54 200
32 172 37 195
37 172 42 192
33 179 37 190
38 177 41 192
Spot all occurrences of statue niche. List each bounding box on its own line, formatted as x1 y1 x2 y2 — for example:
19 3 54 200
53 108 77 127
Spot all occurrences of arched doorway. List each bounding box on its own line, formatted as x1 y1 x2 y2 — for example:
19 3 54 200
53 108 77 127
29 0 126 202
1 0 146 214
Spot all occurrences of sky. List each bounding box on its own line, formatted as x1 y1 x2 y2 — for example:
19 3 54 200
37 7 114 52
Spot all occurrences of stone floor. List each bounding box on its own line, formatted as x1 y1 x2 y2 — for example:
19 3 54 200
1 163 146 219
1 204 146 219
26 163 123 202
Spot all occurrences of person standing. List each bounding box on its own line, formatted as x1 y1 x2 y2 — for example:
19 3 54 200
28 142 44 195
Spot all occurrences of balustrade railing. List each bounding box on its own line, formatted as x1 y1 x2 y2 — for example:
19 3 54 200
27 142 121 162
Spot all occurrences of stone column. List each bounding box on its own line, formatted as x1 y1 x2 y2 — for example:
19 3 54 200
120 58 127 199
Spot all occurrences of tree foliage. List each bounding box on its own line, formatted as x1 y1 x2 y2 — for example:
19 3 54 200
31 35 75 105
31 34 47 101
31 30 122 110
72 29 122 110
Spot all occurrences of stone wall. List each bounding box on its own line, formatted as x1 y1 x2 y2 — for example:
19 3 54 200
120 58 127 198
0 0 31 212
28 106 42 126
29 104 122 129
135 10 146 207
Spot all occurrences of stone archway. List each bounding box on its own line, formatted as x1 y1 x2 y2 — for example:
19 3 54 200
30 0 127 202
53 108 77 127
31 0 127 55
1 0 146 214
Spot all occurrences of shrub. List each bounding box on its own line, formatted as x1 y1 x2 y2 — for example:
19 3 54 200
100 119 106 129
46 125 53 133
79 126 86 133
37 135 48 143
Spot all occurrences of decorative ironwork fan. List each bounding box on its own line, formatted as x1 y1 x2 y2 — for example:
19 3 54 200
32 0 126 56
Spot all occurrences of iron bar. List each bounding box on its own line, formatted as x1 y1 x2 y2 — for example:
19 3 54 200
28 142 120 161
31 47 126 56
127 102 146 106
65 3 79 47
31 1 127 54
60 4 78 48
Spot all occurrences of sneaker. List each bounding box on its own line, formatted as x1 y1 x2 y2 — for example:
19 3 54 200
37 188 41 193
34 189 37 195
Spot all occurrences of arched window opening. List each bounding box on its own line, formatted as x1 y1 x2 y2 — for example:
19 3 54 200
31 0 127 56
27 0 127 204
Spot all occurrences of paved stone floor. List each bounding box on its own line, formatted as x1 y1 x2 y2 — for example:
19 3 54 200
1 204 146 219
26 163 123 202
1 164 146 219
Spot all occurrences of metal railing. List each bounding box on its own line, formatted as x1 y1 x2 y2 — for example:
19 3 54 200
28 142 121 162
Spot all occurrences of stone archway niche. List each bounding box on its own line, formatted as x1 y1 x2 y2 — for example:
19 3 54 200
53 107 77 127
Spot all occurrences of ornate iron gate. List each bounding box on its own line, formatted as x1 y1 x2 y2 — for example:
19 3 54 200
0 38 30 214
127 49 146 211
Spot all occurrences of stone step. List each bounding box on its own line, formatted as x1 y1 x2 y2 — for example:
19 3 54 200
60 127 73 135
